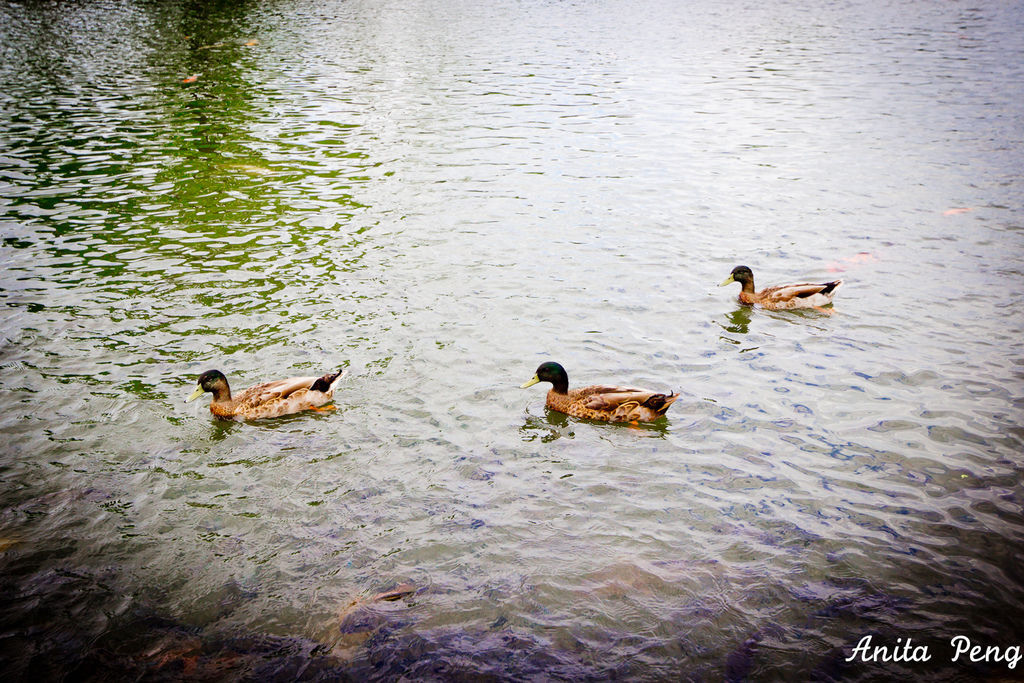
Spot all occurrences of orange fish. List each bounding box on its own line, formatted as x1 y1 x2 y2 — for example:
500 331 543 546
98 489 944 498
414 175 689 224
827 251 877 272
942 207 972 216
182 74 199 84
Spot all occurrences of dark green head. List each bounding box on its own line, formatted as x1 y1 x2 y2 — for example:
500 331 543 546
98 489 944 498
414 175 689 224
521 361 569 394
720 265 755 292
186 369 230 403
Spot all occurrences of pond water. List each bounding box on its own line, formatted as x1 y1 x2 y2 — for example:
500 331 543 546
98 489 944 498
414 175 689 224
1 0 1023 679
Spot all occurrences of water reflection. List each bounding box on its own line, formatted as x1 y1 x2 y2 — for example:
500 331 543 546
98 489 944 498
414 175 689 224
519 410 574 443
200 415 244 443
519 404 674 443
721 305 753 335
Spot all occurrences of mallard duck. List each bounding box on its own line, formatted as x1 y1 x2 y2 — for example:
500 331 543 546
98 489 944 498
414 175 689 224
521 361 678 423
719 265 841 311
185 368 345 419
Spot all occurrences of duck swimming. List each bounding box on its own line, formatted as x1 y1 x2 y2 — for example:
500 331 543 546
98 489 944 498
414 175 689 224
521 361 678 423
186 368 345 419
719 265 841 311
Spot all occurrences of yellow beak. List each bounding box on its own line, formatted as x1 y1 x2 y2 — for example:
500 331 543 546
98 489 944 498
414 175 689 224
719 275 735 287
520 375 540 389
185 385 205 403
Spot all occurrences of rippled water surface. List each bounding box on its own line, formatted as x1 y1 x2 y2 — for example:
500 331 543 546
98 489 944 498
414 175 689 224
2 0 1023 679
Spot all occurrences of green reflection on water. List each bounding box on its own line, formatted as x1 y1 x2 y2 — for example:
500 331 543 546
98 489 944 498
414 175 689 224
722 305 752 335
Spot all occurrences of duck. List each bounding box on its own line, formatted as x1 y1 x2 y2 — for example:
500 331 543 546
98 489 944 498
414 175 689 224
521 361 678 423
185 368 345 419
719 265 841 311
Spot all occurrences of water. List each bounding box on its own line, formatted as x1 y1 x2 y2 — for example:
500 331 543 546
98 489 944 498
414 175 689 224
1 0 1023 679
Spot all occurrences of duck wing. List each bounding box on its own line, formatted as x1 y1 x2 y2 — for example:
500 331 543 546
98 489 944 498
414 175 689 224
761 281 842 303
578 385 655 410
579 385 678 419
237 376 321 405
229 377 323 418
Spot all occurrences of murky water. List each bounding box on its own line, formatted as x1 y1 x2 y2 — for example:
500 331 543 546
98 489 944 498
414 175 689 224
1 0 1023 679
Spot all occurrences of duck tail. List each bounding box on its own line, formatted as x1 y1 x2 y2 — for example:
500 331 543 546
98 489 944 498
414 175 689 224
310 368 345 394
644 392 679 415
820 280 842 294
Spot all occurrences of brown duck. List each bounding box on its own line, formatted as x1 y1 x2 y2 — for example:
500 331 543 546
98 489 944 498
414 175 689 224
719 265 841 311
521 362 678 423
185 368 344 419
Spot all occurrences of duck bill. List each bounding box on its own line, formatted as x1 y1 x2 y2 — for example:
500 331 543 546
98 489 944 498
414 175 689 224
520 375 540 389
718 275 735 287
185 385 205 403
